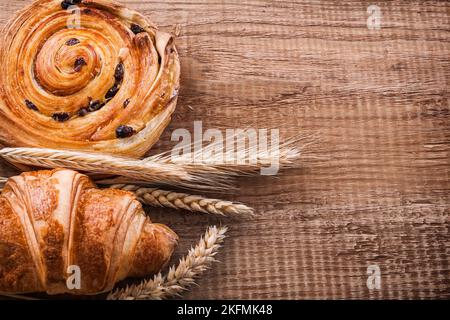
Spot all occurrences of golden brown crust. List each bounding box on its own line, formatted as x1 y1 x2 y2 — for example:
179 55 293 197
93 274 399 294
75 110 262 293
0 197 43 293
0 169 177 295
0 0 180 157
72 188 136 293
129 222 178 278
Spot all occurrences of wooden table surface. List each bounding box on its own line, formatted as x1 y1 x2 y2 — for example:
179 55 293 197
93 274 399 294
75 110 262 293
0 0 449 299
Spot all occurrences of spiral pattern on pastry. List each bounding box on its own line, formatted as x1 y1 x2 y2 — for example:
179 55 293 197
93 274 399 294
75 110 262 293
0 0 180 157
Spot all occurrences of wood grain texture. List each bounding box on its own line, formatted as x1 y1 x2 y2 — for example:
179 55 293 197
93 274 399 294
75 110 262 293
0 0 449 299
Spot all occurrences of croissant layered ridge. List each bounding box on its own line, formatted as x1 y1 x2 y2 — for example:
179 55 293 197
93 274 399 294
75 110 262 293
0 169 178 295
0 0 180 157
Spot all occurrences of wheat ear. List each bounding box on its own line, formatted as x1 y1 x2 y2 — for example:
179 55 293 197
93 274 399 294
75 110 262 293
107 225 227 300
0 177 252 217
150 133 314 176
0 134 313 192
111 184 254 217
97 136 306 187
0 148 232 191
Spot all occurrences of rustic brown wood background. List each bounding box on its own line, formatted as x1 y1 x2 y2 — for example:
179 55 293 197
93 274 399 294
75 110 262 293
0 0 449 299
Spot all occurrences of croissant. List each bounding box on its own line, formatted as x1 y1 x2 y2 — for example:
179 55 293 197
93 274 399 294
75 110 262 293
0 168 178 295
0 0 180 158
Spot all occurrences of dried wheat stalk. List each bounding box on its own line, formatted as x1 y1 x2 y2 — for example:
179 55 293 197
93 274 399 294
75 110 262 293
107 225 227 300
150 134 306 176
0 176 253 216
94 144 302 187
0 148 231 191
94 136 304 187
111 184 254 216
0 133 310 193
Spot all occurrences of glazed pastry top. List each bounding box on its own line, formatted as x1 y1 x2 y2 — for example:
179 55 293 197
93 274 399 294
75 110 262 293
0 0 180 157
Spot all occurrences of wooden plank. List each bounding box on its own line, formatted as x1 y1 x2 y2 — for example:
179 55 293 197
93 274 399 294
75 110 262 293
0 0 448 299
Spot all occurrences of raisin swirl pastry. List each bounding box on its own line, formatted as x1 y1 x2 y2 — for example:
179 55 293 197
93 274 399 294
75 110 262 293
0 0 180 157
0 168 178 295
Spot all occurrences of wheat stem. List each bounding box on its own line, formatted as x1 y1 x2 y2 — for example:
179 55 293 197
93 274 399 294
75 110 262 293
107 225 227 300
0 148 232 191
0 134 309 192
110 184 254 217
